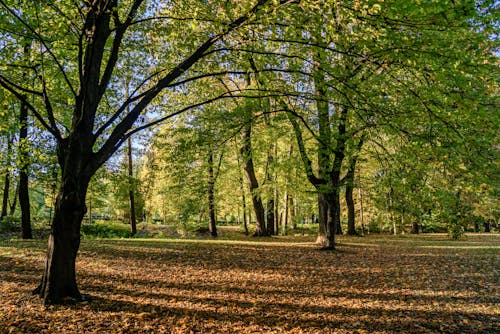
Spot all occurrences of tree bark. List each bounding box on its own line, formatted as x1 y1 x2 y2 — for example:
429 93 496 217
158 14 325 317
357 172 365 235
346 178 356 235
241 121 267 236
345 138 363 236
282 191 289 236
1 170 10 218
9 182 18 216
238 163 248 236
207 150 217 237
127 137 137 236
19 96 32 239
33 126 95 304
1 136 12 218
316 192 335 249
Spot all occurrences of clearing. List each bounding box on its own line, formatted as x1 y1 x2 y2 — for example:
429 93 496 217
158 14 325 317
0 233 498 333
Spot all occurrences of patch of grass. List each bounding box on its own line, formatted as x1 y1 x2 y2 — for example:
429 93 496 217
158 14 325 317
81 221 132 239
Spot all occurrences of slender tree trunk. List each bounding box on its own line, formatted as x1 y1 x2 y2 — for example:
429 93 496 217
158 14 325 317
240 173 248 236
264 143 276 235
273 175 279 235
346 178 356 235
389 187 396 235
19 95 32 239
207 150 217 237
1 136 13 218
241 122 267 236
412 221 420 234
282 191 289 236
9 182 18 216
291 196 297 230
1 171 10 218
334 189 342 235
127 137 137 236
357 173 365 235
345 139 363 236
266 199 275 235
236 144 249 236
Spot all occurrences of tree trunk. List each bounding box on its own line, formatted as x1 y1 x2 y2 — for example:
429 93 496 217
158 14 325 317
127 137 137 236
207 150 217 237
19 96 32 239
266 199 275 235
334 190 342 235
240 171 248 236
241 122 267 236
345 138 363 236
33 129 95 304
1 136 12 218
1 171 9 218
412 221 419 234
316 192 335 249
33 169 90 304
264 143 276 235
346 179 356 235
274 182 279 235
357 173 365 235
9 182 18 216
281 191 289 236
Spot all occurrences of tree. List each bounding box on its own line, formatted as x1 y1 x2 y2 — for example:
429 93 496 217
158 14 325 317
0 0 293 304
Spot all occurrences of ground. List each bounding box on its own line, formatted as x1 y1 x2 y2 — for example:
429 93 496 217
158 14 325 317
0 233 498 333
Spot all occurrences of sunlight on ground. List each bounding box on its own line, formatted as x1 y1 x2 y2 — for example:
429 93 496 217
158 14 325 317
0 233 498 333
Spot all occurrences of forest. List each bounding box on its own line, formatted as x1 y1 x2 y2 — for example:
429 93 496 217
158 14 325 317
0 0 498 331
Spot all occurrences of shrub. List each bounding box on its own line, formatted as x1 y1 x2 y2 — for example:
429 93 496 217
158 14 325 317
81 221 131 239
0 216 21 233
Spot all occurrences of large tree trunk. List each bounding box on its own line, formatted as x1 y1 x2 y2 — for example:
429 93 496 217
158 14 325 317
19 96 32 239
33 171 90 304
34 132 94 305
127 137 137 236
207 150 217 237
316 192 335 249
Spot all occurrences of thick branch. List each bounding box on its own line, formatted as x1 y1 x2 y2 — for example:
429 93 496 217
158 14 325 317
93 0 275 169
97 0 144 102
0 76 62 140
285 109 324 187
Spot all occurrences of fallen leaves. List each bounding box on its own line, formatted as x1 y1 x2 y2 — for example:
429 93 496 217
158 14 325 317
0 234 498 333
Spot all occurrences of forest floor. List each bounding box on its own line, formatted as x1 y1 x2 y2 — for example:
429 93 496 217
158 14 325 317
0 233 498 333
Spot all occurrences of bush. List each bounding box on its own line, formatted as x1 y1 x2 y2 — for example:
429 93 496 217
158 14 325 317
367 220 381 234
81 221 131 238
0 216 21 233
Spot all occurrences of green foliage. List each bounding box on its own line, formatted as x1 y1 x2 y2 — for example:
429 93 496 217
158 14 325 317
81 221 131 239
0 216 20 233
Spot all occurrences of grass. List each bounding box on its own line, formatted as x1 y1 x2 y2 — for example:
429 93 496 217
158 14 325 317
0 233 498 333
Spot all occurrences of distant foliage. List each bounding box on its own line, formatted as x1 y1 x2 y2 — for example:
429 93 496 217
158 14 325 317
81 221 132 239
